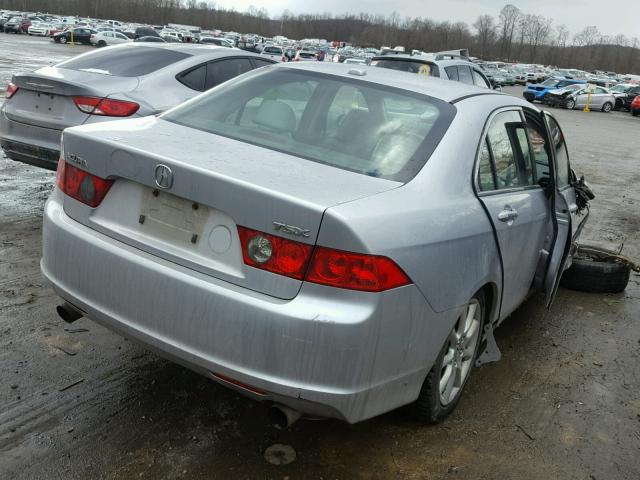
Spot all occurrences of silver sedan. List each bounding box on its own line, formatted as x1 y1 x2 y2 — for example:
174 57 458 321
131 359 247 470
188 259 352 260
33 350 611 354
0 43 275 170
41 63 588 424
564 85 616 112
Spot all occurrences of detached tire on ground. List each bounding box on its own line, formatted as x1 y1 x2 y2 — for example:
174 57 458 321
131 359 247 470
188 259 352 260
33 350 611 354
561 257 630 293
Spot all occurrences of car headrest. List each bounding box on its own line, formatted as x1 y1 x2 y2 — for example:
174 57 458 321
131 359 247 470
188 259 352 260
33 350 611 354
253 100 297 133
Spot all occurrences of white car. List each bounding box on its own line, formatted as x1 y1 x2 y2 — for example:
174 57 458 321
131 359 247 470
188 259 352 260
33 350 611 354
90 31 131 47
260 45 286 62
28 23 51 36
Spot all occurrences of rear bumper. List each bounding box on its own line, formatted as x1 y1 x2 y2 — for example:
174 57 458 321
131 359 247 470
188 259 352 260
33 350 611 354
41 191 447 423
0 108 61 169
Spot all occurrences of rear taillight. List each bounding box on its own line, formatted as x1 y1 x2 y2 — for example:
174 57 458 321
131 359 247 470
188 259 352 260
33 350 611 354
306 247 411 292
72 96 140 117
237 226 313 280
56 158 114 207
5 82 18 99
237 227 411 292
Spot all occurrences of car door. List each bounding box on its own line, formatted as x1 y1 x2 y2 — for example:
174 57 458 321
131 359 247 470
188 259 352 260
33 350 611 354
475 109 551 318
537 111 578 306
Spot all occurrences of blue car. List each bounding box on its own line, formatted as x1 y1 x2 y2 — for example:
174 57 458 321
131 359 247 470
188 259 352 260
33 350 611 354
523 77 586 102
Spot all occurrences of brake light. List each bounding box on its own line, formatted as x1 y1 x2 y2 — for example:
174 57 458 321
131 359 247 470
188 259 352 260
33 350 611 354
5 82 18 99
237 226 312 280
72 96 139 117
56 158 114 207
237 227 412 291
306 247 411 292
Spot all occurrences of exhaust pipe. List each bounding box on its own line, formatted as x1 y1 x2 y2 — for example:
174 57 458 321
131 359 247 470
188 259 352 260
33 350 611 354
269 404 302 428
56 303 83 323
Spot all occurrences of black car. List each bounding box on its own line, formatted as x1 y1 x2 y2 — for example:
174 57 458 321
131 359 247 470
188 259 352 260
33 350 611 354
3 17 22 33
134 36 166 43
134 26 160 40
53 28 96 44
622 85 640 110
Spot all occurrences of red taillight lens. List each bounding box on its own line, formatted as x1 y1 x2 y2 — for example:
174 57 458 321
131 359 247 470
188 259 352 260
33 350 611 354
72 96 139 117
237 226 313 280
306 247 411 292
5 82 18 99
56 158 114 207
237 227 412 292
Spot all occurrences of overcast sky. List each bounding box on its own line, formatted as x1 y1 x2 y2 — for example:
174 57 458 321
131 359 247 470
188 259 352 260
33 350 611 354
213 0 640 40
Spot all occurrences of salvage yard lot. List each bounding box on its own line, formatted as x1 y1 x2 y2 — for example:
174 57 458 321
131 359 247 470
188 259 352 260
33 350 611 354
1 35 639 479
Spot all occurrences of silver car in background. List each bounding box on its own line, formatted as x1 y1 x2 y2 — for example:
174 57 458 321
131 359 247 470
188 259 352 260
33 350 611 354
563 85 616 112
0 44 275 169
42 63 587 424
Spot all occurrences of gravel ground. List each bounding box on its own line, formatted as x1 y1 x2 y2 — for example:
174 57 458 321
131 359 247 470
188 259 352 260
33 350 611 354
1 35 639 480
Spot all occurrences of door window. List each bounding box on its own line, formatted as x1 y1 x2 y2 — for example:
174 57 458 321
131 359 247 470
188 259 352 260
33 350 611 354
478 140 496 191
444 66 459 81
546 115 570 188
457 66 473 85
472 69 490 88
205 58 253 89
478 110 536 191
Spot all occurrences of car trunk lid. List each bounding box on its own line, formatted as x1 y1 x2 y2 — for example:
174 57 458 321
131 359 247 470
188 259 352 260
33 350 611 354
5 67 139 130
60 117 401 299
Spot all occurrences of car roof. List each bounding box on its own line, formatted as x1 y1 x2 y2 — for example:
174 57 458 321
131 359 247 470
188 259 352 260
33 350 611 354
272 62 497 103
108 42 257 58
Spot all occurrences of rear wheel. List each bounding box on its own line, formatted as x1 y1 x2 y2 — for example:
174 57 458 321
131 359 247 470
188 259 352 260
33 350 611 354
97 40 107 47
565 98 576 110
602 102 613 113
633 110 639 117
60 36 67 44
415 292 485 423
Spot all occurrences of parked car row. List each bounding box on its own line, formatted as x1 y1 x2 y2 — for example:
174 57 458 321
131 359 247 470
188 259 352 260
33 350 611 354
523 77 640 115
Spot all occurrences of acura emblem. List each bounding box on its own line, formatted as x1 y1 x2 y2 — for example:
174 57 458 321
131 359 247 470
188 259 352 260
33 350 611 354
154 164 173 189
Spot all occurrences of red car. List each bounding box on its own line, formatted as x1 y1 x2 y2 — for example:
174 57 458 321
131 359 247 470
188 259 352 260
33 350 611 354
631 95 640 117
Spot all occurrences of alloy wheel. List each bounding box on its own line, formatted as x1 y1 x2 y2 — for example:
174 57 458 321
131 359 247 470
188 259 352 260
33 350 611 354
439 299 482 406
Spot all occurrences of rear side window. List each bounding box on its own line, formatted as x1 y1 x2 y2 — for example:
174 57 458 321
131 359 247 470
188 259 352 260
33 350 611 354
57 46 191 77
178 64 206 91
163 68 455 182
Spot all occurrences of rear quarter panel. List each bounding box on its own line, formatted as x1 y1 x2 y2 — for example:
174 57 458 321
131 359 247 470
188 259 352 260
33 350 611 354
319 98 507 317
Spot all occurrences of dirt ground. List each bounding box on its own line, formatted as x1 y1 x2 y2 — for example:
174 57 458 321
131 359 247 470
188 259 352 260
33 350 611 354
1 35 639 480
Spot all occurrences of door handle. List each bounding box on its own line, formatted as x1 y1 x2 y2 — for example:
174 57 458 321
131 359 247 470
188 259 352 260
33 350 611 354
498 206 519 223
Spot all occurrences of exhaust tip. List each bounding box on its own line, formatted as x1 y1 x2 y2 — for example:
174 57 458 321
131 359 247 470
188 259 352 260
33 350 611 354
269 404 302 429
56 303 83 323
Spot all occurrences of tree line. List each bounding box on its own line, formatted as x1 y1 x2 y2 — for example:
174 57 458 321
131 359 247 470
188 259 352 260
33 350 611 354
1 0 638 73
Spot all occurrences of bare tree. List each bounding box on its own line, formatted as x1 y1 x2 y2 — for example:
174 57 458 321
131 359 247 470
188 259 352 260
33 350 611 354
498 4 520 60
473 14 496 58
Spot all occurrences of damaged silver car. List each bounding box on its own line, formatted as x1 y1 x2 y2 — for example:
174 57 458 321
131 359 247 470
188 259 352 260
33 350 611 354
42 63 589 424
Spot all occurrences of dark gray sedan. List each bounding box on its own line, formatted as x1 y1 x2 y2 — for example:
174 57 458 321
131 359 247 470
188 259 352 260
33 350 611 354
0 43 275 169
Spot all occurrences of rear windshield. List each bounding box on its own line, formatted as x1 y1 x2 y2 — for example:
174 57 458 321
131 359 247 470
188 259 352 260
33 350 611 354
57 46 191 77
372 58 439 77
163 68 455 181
263 47 282 54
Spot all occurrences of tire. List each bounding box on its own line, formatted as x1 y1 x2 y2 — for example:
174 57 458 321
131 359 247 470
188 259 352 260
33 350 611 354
633 110 639 117
97 40 107 47
565 98 576 110
415 291 485 423
601 102 613 113
561 257 630 293
60 36 67 44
